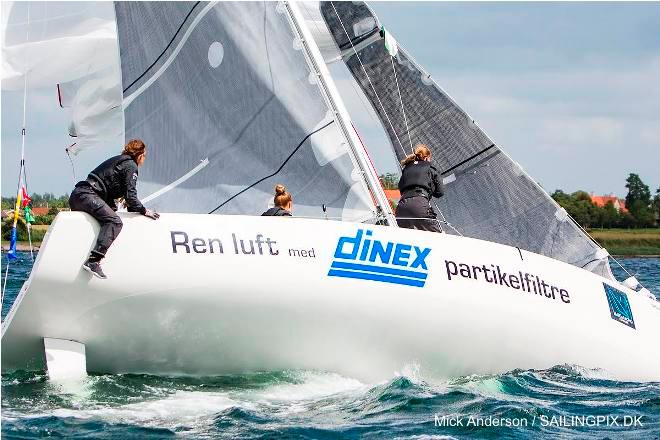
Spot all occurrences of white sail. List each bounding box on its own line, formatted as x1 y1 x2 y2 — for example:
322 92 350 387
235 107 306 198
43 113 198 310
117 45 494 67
112 1 390 221
1 1 124 154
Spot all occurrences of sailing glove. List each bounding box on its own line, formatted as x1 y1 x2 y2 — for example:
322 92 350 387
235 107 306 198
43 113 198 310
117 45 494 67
144 209 160 220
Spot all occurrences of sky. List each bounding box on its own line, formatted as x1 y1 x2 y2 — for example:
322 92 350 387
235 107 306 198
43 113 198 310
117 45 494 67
2 2 659 198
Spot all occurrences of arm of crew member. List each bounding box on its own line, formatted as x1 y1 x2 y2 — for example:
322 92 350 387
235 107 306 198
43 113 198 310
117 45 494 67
430 168 445 198
123 162 147 214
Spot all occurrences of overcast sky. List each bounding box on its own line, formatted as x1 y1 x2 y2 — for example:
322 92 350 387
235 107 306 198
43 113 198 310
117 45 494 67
2 2 659 198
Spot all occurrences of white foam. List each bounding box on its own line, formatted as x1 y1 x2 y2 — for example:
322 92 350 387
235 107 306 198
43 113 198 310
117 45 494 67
248 371 365 402
50 391 244 431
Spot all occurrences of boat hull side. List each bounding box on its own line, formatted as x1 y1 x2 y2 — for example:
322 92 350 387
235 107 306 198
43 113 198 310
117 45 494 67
3 212 659 382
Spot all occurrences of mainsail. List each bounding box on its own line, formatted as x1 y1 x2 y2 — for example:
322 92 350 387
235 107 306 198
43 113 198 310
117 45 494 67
114 1 389 222
315 1 611 277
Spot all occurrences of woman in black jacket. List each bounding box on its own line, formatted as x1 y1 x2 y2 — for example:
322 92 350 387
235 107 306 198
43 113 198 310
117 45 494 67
69 139 159 279
395 144 444 232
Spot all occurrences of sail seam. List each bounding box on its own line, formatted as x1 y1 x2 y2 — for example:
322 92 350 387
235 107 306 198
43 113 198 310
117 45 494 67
122 1 201 94
207 120 335 214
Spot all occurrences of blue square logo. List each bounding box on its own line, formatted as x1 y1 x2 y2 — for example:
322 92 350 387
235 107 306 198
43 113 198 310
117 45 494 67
603 283 635 329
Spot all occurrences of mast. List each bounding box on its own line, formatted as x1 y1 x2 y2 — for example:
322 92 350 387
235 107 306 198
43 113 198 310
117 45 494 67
284 1 397 226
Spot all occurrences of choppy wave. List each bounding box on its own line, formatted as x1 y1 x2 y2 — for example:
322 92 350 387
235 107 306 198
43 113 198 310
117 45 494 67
2 364 659 439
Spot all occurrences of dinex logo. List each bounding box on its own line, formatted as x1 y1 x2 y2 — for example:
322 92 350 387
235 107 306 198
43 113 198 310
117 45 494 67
327 229 431 287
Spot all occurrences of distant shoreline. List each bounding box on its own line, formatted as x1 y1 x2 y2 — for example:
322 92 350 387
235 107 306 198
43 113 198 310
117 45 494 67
2 242 40 252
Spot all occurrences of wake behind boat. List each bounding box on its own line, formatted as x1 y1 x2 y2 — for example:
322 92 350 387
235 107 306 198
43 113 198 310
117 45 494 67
2 1 659 382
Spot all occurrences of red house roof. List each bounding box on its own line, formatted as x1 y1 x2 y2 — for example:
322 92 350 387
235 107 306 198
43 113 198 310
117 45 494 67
590 194 628 213
31 207 50 216
383 189 400 202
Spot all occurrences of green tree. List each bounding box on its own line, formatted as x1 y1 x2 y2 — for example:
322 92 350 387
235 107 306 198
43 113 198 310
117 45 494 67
625 173 651 207
379 173 399 190
600 201 620 228
551 190 601 228
624 174 653 227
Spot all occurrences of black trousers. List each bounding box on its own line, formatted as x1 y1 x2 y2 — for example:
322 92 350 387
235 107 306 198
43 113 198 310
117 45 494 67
395 196 443 233
69 185 123 259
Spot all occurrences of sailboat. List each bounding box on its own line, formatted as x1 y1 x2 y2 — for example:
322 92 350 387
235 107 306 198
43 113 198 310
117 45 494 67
2 1 659 383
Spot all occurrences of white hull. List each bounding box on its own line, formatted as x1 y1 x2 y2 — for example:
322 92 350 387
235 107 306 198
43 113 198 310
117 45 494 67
3 212 659 382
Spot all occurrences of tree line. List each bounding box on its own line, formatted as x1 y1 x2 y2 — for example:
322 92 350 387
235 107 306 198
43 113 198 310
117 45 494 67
552 174 658 229
380 172 659 229
1 192 70 210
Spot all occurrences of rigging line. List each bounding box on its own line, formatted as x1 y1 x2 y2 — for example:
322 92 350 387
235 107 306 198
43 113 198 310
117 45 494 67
431 199 462 236
329 2 407 159
390 55 413 153
66 144 77 183
21 163 34 262
3 3 31 306
207 120 335 214
123 1 201 93
1 261 9 312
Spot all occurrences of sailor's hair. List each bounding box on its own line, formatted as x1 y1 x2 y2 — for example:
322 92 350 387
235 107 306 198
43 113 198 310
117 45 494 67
122 139 146 161
274 184 292 208
401 144 432 166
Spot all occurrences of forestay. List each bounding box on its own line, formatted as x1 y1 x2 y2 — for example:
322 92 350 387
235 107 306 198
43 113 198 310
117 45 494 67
314 1 611 277
114 1 380 221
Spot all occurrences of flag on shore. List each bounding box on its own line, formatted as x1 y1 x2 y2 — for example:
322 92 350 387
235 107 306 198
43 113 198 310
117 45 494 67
24 206 35 224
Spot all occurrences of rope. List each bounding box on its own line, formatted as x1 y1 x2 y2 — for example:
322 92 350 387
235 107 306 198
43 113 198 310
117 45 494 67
301 3 385 141
390 55 413 153
328 3 460 234
66 144 77 183
329 2 407 158
2 3 31 312
1 262 9 311
22 166 34 262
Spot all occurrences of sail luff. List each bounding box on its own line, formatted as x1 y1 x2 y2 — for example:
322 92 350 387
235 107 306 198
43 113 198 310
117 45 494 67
286 1 396 225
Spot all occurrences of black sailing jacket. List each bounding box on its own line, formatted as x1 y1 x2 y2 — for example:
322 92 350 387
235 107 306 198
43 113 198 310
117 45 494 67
76 154 146 214
398 160 444 200
261 207 292 216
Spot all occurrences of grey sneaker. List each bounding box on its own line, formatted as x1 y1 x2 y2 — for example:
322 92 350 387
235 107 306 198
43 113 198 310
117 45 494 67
82 261 107 279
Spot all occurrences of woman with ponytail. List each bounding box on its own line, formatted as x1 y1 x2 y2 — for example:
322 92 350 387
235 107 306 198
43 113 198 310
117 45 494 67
69 139 159 279
395 144 444 232
261 184 293 217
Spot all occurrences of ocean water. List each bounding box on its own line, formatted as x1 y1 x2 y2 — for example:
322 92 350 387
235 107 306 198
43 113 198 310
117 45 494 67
2 252 659 439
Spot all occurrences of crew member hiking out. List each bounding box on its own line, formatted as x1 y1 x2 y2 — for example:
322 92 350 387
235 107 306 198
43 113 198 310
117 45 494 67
261 184 293 217
69 139 159 279
395 144 444 232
